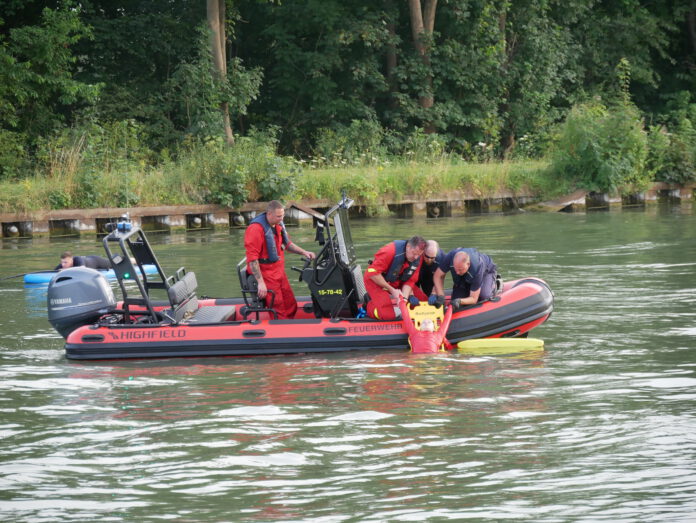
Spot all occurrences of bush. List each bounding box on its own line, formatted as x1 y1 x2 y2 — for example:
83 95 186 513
171 139 249 208
312 118 386 166
0 130 31 179
234 128 298 202
171 128 299 208
548 101 651 193
648 119 696 184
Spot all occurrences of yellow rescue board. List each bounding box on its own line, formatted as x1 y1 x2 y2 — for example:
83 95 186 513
457 338 544 351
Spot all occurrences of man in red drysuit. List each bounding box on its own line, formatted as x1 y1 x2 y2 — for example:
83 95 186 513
244 200 316 319
363 236 426 320
398 297 454 353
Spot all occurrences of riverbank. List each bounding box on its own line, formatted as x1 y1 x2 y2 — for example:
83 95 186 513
1 180 693 239
0 157 555 215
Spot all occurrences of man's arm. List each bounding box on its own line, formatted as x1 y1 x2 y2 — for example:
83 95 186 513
368 272 402 299
438 305 454 349
398 297 416 336
454 290 479 307
401 284 414 300
248 259 268 299
432 268 446 297
244 224 268 298
286 242 316 260
454 264 484 306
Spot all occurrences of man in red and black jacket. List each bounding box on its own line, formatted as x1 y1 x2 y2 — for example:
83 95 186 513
363 236 426 320
244 200 315 319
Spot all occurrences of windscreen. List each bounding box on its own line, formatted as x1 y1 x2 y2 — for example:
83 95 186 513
333 207 356 266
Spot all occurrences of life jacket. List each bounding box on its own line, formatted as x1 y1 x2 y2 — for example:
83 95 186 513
384 240 420 283
250 213 290 264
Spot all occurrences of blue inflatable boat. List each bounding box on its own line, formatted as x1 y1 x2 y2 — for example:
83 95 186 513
24 264 159 284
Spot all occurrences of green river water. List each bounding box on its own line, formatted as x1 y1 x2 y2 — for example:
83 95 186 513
0 205 695 521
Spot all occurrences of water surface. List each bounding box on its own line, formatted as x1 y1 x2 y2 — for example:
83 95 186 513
1 206 695 521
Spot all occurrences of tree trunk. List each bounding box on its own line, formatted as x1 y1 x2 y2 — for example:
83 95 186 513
384 0 399 110
407 0 437 132
689 1 696 55
498 5 516 158
386 20 399 109
207 0 234 145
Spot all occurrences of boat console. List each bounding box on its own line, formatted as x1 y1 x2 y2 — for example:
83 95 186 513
299 194 366 318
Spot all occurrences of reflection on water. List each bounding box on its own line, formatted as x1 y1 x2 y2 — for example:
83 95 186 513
1 206 696 521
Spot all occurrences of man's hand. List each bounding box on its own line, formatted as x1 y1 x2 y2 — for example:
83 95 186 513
408 295 420 307
257 280 268 299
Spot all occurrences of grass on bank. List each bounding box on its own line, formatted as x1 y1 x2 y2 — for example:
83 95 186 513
2 99 694 215
294 159 562 211
0 154 560 215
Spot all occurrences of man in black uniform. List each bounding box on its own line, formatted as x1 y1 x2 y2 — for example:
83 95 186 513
412 240 445 302
55 251 111 270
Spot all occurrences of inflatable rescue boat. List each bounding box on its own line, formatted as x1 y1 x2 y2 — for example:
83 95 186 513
25 264 158 285
47 195 554 360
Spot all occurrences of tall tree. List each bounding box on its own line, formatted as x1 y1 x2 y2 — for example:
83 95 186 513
0 6 97 140
207 0 234 144
496 1 573 156
237 0 390 153
690 1 696 54
407 0 437 131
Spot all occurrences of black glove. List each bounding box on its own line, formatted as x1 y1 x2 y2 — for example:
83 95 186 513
451 298 462 309
435 295 445 308
427 294 438 306
408 295 420 307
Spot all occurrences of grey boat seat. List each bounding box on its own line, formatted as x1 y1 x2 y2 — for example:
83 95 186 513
166 271 235 324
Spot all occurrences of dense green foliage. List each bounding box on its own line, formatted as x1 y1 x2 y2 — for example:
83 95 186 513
548 100 652 193
0 1 694 211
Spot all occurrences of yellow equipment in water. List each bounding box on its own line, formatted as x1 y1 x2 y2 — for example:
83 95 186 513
457 338 544 350
408 302 445 329
456 338 545 357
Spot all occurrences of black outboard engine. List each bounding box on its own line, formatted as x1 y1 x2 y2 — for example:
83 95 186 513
47 267 117 338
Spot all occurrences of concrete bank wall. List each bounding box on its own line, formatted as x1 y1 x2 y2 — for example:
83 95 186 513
1 182 694 239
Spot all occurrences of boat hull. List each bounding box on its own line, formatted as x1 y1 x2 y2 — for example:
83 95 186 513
64 278 553 360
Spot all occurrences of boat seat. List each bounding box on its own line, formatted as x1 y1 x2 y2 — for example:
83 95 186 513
160 271 228 324
187 305 236 324
166 271 199 322
166 272 236 324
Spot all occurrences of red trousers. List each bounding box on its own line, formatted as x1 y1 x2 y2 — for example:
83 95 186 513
261 268 297 320
364 278 400 320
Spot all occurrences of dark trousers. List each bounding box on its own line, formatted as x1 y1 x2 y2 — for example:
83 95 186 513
452 270 497 302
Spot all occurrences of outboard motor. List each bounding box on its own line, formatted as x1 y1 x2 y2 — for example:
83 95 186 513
47 267 117 338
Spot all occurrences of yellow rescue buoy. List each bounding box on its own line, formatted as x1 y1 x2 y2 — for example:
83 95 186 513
457 338 544 351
